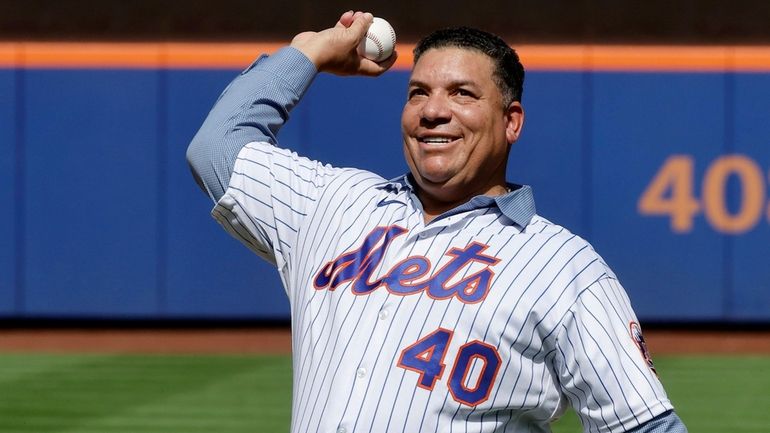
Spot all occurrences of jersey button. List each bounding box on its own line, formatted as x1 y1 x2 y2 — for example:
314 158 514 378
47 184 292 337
378 309 389 320
356 367 367 378
337 427 347 433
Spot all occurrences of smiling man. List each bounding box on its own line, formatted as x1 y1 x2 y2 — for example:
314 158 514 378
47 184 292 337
187 11 687 433
402 41 522 220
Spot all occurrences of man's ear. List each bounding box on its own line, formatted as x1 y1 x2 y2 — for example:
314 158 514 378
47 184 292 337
505 101 524 144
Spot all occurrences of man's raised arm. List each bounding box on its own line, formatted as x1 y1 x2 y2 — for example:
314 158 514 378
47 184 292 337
186 11 395 202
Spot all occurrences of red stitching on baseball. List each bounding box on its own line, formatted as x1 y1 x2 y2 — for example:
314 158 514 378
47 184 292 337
368 34 385 59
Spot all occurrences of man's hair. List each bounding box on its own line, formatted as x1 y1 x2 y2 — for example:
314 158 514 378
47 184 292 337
413 27 525 106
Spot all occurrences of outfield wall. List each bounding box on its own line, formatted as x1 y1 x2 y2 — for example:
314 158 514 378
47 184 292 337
1 43 769 322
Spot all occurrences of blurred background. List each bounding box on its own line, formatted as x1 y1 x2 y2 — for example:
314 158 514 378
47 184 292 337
1 0 769 325
3 0 770 43
1 2 769 431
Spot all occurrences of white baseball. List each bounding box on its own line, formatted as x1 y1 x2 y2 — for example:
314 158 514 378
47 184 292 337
357 17 396 62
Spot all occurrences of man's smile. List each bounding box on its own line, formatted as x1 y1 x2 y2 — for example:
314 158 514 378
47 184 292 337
416 133 462 147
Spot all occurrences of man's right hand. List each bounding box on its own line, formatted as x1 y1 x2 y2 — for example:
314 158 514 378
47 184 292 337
290 11 397 77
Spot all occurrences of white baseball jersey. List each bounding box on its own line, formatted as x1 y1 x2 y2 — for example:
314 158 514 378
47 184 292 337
186 46 678 433
212 141 672 433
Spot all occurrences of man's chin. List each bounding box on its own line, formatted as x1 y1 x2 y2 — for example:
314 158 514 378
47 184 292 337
415 165 457 184
416 174 452 189
414 175 467 202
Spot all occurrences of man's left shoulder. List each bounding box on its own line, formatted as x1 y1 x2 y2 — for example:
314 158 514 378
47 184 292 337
524 214 618 280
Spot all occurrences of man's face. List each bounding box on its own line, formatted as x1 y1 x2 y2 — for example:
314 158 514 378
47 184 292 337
401 47 522 204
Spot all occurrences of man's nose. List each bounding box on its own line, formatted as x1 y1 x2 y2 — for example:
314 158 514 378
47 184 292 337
420 93 451 124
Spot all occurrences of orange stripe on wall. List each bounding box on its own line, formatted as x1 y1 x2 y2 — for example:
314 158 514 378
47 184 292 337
587 45 728 71
1 42 770 71
162 42 286 68
0 43 19 67
23 42 161 68
732 47 770 71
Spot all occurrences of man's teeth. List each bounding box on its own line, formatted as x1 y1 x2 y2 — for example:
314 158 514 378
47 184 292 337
422 137 454 144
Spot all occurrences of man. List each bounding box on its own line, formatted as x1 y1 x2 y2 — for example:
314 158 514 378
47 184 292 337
187 11 687 433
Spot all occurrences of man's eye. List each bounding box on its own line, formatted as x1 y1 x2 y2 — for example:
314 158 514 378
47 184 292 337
456 89 475 97
408 89 427 98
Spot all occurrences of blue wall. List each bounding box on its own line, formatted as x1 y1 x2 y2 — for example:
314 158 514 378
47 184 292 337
1 65 768 322
0 68 15 315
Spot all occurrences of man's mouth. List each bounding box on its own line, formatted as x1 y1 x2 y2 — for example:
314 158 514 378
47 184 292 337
418 135 460 145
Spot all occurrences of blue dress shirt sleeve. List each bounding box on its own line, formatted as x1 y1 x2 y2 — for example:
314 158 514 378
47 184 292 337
186 46 317 202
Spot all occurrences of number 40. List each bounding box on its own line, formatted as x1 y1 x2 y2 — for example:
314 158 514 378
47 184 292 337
638 154 770 234
397 328 501 407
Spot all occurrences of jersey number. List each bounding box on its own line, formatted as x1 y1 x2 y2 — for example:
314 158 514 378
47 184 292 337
397 328 502 407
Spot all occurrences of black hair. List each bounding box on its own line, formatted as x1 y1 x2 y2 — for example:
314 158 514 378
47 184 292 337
413 27 525 105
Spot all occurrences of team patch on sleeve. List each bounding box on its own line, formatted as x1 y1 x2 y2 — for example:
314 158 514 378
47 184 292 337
630 321 658 375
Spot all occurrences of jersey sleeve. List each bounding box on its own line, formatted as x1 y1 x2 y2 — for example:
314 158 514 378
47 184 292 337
186 46 317 202
626 410 688 433
212 141 342 270
552 276 674 433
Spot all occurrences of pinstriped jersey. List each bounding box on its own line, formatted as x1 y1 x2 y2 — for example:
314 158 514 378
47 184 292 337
212 141 673 433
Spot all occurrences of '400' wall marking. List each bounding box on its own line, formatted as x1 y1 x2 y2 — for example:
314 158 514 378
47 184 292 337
638 154 770 234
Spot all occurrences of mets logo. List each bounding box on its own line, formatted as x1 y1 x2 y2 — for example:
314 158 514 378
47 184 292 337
313 225 500 303
630 321 658 376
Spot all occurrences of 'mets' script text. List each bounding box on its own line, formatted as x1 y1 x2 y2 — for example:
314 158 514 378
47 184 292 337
313 225 500 303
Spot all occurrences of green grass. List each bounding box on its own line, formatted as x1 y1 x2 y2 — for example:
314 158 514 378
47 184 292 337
0 354 768 432
0 354 292 433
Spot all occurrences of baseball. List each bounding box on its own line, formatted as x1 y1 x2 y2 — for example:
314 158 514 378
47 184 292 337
357 17 396 62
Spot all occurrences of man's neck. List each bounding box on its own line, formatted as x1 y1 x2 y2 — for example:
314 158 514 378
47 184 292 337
418 183 510 224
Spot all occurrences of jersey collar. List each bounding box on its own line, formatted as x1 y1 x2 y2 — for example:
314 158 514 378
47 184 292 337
379 174 537 229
